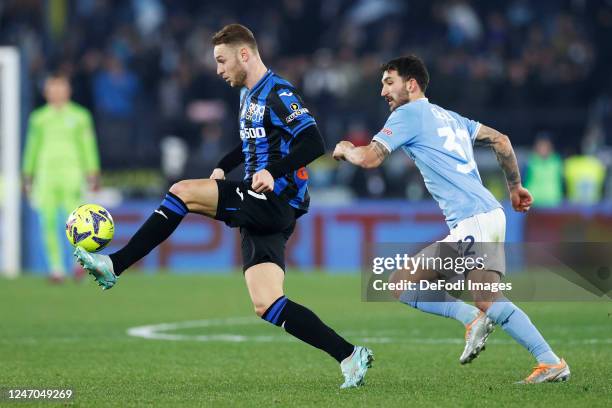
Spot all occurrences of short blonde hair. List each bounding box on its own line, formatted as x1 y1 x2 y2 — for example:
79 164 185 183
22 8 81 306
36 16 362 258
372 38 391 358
211 24 258 52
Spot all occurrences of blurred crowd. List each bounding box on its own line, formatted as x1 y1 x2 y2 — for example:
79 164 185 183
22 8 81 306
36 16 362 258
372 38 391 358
1 0 611 202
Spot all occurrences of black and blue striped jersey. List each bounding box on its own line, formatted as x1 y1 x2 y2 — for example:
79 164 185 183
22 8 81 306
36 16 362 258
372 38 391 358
239 69 316 212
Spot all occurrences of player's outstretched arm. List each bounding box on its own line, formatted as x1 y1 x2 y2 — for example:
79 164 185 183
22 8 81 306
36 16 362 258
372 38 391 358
475 125 533 212
332 140 389 169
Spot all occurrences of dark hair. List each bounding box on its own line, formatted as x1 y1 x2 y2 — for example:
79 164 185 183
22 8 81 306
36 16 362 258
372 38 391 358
46 71 70 83
211 24 258 51
381 55 429 92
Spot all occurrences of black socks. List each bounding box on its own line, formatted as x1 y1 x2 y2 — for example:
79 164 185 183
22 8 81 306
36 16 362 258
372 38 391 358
109 192 188 275
262 296 355 362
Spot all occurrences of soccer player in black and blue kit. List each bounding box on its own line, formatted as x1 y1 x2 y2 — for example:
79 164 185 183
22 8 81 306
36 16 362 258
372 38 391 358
75 24 373 389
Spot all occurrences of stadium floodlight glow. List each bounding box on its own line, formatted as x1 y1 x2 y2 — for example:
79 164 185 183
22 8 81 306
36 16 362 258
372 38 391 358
0 47 21 277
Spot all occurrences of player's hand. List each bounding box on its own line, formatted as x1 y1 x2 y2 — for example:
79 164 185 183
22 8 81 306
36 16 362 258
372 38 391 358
251 169 274 193
510 185 533 212
210 168 225 180
332 141 355 161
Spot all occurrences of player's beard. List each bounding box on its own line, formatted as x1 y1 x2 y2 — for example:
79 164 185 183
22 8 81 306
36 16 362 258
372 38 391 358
231 68 248 88
394 90 411 110
388 89 411 111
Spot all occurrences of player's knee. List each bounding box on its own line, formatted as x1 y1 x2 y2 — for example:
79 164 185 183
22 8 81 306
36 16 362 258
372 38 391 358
390 286 404 300
252 293 286 318
474 300 492 312
253 305 266 317
389 268 423 299
169 179 204 207
253 301 272 317
168 180 191 201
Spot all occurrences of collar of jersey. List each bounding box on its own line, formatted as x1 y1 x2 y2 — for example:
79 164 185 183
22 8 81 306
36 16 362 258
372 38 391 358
247 69 273 96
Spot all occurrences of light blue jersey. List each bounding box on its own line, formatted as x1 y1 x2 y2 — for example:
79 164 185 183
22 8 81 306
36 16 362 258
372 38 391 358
372 98 501 228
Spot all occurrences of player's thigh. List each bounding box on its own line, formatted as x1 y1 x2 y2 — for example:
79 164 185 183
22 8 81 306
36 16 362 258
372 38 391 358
31 181 59 211
389 267 439 286
33 185 62 224
388 242 442 299
244 263 285 316
389 267 439 299
168 178 218 217
59 184 83 215
215 180 296 233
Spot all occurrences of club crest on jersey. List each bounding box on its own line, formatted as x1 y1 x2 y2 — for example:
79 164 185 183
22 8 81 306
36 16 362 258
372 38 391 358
285 103 309 123
245 102 265 123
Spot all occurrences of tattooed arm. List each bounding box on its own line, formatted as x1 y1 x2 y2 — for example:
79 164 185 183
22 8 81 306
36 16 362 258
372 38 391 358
474 125 521 187
475 125 533 212
332 140 389 169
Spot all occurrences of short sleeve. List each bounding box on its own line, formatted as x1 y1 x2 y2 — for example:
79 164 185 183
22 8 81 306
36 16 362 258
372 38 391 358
449 111 481 144
372 104 421 153
268 87 316 137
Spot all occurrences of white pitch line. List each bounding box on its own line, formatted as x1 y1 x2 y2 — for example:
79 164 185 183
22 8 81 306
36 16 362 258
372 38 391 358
126 317 612 345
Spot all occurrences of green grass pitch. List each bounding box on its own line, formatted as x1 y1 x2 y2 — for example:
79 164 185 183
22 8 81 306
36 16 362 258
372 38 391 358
1 273 611 407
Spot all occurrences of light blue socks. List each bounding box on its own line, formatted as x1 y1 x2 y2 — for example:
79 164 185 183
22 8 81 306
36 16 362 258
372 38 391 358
486 300 561 365
400 289 561 365
399 288 480 326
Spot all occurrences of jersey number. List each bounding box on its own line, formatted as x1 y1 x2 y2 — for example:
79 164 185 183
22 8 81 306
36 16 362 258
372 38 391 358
437 126 476 174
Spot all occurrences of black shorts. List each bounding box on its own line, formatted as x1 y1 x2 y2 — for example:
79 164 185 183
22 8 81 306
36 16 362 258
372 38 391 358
214 180 297 272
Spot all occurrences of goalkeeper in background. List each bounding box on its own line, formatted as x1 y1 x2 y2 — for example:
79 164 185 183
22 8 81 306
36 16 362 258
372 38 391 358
22 73 101 282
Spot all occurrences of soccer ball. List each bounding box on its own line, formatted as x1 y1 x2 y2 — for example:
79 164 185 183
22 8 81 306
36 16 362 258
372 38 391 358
65 204 114 252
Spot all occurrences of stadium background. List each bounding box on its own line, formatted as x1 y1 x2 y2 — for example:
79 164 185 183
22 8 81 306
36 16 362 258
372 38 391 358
1 0 610 272
1 2 611 407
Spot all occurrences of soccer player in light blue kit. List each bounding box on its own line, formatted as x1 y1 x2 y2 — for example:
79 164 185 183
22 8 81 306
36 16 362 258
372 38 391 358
333 55 570 384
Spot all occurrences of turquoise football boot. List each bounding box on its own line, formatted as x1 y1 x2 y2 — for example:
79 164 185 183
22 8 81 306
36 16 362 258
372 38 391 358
340 346 374 389
73 246 117 290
